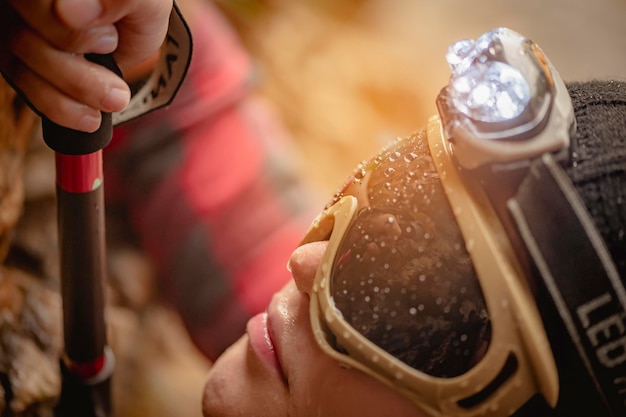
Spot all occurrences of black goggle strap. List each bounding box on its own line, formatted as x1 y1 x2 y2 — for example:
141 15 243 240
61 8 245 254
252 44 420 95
508 152 626 417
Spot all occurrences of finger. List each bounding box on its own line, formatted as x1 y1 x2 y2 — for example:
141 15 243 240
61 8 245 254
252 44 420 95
109 0 173 72
6 0 117 54
10 26 130 114
53 0 103 28
3 58 102 132
56 0 173 71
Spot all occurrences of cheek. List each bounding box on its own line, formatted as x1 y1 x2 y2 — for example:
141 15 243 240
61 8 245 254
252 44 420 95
291 354 421 417
282 286 420 417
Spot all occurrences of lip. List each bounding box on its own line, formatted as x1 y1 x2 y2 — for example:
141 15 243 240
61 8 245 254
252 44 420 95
246 311 287 382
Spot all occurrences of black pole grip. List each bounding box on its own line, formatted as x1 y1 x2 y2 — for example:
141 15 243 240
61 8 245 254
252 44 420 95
57 184 107 363
42 54 122 155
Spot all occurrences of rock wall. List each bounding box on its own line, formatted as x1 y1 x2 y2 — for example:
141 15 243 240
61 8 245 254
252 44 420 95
0 78 62 416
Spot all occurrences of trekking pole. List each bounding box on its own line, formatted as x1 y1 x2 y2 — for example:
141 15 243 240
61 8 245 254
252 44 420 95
43 54 119 417
39 7 192 412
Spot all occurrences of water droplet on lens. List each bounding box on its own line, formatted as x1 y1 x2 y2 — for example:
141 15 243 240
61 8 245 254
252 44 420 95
404 152 418 163
354 167 367 182
388 151 401 162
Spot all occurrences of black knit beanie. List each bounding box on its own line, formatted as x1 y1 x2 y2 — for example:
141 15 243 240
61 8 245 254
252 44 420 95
566 80 626 279
529 80 626 417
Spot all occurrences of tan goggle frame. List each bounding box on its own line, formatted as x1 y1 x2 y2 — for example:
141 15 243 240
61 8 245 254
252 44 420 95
300 117 559 417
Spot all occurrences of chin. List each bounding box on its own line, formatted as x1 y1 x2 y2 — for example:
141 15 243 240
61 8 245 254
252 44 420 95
202 336 249 417
202 336 288 417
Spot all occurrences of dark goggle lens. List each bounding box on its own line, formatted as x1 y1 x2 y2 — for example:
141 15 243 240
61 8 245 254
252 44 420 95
328 131 491 378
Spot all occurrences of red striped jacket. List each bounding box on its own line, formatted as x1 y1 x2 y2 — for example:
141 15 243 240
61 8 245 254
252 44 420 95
104 2 318 360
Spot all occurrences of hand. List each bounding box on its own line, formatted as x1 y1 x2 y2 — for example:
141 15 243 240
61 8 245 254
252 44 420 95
0 0 173 132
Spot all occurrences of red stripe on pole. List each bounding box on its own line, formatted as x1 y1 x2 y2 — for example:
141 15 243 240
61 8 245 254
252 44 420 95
65 355 105 380
55 152 103 193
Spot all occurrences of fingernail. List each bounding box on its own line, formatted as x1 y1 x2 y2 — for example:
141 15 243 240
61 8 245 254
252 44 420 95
89 27 118 54
77 112 102 132
57 0 103 28
101 86 130 112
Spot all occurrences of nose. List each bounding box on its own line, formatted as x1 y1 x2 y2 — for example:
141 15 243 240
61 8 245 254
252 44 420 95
288 241 328 295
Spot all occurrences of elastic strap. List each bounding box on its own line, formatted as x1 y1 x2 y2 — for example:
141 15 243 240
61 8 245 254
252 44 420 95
113 2 193 125
508 153 626 417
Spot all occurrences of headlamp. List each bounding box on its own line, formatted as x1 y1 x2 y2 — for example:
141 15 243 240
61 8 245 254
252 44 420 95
301 28 626 417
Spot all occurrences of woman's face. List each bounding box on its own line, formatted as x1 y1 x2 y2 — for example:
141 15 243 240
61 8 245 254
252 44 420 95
202 241 423 417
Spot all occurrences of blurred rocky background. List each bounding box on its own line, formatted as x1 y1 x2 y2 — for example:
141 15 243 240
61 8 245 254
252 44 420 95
0 0 624 416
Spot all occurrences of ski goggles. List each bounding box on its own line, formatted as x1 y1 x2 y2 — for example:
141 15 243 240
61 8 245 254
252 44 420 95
300 28 578 417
